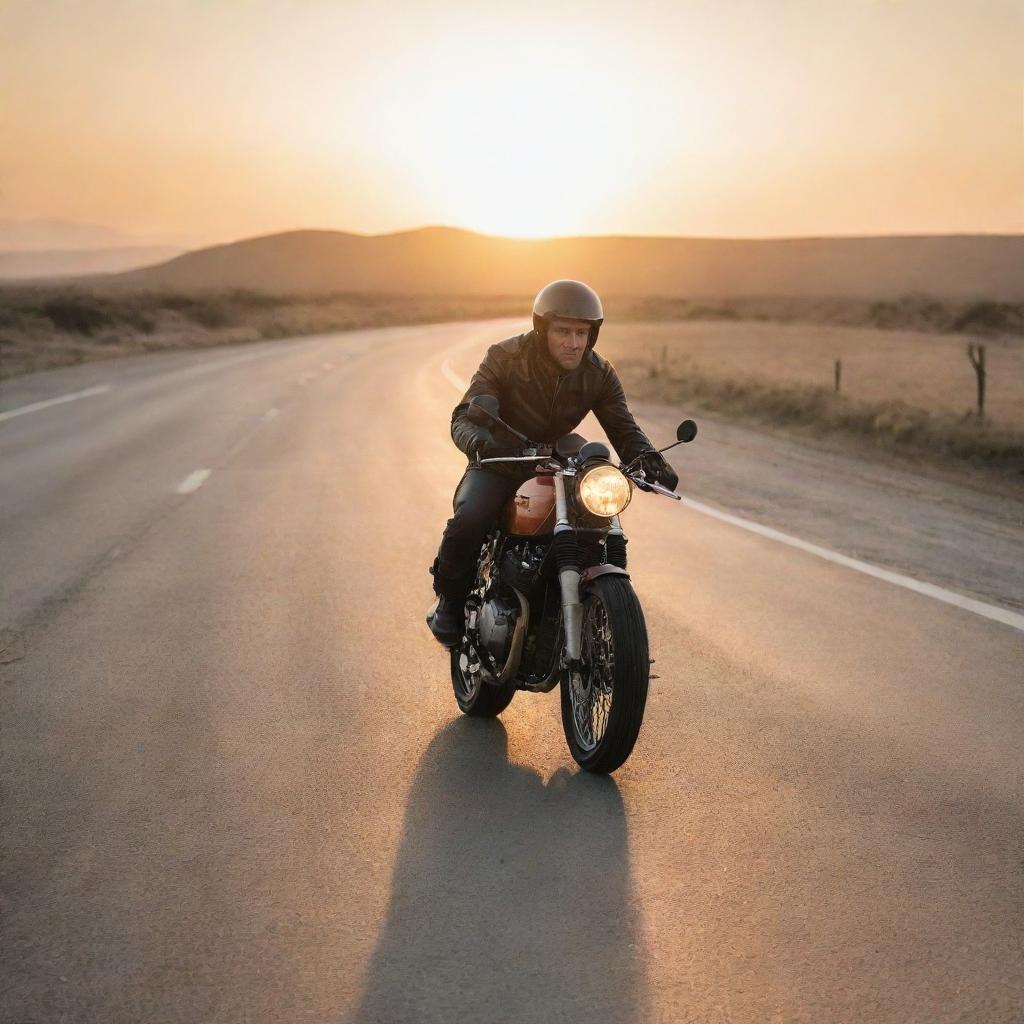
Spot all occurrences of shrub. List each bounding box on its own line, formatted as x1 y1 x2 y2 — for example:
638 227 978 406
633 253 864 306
157 294 235 328
42 296 114 334
953 301 1023 336
635 363 1024 476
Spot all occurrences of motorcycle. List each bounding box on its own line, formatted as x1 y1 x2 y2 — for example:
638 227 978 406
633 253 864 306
436 394 697 774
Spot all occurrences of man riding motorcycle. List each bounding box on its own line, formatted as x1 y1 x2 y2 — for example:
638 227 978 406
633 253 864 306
427 279 679 647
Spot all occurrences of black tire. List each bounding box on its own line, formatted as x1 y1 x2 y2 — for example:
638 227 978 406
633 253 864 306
450 642 517 717
560 575 649 774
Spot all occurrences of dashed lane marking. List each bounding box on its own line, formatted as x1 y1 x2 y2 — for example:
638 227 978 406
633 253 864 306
0 383 112 424
176 469 212 495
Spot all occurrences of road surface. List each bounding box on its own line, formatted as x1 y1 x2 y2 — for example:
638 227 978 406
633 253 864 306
2 321 1022 1023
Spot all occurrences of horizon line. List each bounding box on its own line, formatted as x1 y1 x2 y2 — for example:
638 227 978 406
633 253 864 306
195 223 1024 249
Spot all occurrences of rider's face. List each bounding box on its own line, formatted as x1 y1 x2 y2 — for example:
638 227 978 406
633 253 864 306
546 318 591 370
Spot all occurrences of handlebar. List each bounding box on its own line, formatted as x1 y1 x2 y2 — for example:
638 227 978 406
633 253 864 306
479 455 552 464
476 447 682 501
633 476 682 501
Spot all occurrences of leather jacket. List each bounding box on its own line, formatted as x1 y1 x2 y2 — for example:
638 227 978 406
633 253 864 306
450 330 655 478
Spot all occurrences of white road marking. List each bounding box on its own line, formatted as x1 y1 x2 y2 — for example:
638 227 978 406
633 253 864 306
176 469 212 495
441 360 468 394
680 497 1024 633
0 383 112 424
441 360 1024 633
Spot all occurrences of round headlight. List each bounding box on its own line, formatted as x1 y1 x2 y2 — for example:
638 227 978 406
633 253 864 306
578 465 632 517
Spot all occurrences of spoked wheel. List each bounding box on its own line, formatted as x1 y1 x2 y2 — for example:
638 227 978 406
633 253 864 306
560 575 650 773
450 635 516 717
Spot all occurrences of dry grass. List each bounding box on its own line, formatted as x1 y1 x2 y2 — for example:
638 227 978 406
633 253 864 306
3 287 1022 382
0 288 529 379
600 320 1024 430
2 286 1021 481
607 295 1024 338
600 321 1024 480
2 286 1021 382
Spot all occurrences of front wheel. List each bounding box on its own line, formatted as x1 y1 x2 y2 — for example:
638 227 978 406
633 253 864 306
560 575 650 774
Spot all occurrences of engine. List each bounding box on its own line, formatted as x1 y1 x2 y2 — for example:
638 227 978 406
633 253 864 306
500 540 547 595
471 540 548 674
476 592 520 667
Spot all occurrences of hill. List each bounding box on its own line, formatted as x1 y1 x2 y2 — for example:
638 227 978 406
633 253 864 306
108 227 1024 301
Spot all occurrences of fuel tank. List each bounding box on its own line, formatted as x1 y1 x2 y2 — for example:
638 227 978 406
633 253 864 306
503 475 556 536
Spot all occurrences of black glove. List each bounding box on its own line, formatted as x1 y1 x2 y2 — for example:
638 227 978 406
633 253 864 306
470 428 497 459
639 450 679 491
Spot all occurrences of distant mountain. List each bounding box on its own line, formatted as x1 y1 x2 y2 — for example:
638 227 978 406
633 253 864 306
0 219 147 252
110 227 1024 301
0 246 185 280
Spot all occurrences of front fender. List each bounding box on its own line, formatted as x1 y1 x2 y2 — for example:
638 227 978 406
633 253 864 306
579 564 631 593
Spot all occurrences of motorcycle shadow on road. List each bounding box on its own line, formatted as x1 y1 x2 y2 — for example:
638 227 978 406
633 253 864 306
349 716 651 1024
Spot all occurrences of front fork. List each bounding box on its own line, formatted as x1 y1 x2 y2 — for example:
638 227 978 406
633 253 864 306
554 475 583 662
554 476 626 664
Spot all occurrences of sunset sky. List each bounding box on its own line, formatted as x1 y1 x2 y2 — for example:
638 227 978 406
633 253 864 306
2 0 1021 246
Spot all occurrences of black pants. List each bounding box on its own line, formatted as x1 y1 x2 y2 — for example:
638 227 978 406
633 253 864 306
431 467 524 598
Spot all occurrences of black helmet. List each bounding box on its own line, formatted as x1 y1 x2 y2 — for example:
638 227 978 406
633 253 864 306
532 279 604 348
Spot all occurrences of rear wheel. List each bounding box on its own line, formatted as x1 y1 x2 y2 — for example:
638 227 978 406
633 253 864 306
450 637 516 717
560 575 649 773
449 532 517 717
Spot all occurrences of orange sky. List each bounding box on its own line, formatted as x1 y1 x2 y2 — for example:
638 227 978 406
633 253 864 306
1 0 1021 246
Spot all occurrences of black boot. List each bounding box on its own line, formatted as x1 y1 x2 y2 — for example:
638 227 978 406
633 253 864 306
426 594 465 648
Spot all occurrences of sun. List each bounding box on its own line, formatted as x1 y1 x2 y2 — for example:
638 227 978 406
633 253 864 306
359 28 648 239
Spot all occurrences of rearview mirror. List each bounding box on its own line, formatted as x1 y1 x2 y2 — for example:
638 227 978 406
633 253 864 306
676 420 698 443
641 418 699 461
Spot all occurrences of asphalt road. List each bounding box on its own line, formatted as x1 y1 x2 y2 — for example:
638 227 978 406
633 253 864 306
2 321 1022 1023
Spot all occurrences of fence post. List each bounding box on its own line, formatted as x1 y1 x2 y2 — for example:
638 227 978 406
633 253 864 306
966 343 986 417
834 359 842 394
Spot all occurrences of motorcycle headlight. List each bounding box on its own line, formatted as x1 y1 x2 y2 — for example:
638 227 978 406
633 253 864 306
577 465 632 517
